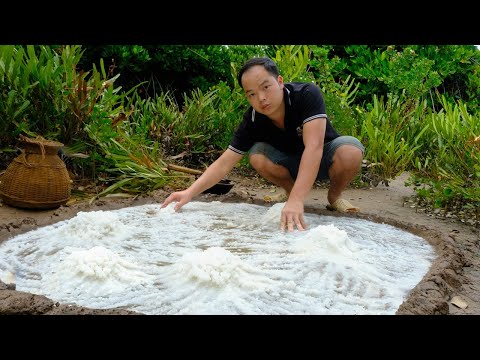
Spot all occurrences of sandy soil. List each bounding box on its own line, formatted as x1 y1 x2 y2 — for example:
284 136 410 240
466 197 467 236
0 172 478 315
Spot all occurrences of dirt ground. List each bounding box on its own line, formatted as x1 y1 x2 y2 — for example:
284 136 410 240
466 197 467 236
0 172 478 315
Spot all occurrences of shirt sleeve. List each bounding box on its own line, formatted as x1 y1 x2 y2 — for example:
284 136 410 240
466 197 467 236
300 84 328 125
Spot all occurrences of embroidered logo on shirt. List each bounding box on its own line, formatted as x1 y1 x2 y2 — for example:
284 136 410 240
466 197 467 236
296 125 303 138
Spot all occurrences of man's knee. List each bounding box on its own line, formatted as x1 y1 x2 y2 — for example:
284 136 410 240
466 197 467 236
333 145 363 170
249 153 269 170
249 142 278 171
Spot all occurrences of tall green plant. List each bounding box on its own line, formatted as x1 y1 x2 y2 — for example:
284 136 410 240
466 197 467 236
0 45 129 148
0 45 66 142
84 116 183 197
271 45 314 83
361 94 428 184
411 94 480 209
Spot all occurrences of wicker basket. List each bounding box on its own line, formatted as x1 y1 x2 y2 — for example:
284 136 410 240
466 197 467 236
0 135 71 209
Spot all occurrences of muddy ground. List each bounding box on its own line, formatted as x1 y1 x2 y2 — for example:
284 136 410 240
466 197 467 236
0 172 478 315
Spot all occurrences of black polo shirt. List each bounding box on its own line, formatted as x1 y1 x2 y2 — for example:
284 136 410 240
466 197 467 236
228 82 340 155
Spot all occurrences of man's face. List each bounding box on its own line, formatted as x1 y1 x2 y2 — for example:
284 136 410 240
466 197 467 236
241 65 284 117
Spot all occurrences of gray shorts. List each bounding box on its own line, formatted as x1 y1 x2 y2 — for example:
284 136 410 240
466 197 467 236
248 136 365 180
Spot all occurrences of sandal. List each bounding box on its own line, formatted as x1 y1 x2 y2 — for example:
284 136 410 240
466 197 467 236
326 198 360 213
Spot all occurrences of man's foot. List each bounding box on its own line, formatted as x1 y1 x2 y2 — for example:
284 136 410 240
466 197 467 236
263 190 289 203
326 198 360 213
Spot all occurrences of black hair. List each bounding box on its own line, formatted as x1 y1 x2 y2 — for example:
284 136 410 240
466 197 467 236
237 57 280 89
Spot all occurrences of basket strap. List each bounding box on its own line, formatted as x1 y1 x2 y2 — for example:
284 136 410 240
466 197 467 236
14 151 65 169
19 135 47 159
39 141 46 159
17 151 33 167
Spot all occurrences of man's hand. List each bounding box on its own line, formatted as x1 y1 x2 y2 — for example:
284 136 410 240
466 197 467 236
161 190 193 211
280 199 307 231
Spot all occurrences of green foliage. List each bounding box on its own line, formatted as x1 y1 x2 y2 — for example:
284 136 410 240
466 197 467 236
112 79 246 173
360 94 428 183
0 45 129 146
78 45 267 105
209 81 248 150
320 45 392 107
176 88 217 155
384 46 442 99
2 43 480 213
308 45 480 113
84 115 183 196
271 45 314 83
309 45 345 93
323 90 361 137
0 45 70 142
410 94 480 209
409 45 480 112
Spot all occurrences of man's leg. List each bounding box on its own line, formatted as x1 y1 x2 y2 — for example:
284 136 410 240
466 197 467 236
248 139 364 207
249 153 295 193
248 142 297 194
327 144 363 205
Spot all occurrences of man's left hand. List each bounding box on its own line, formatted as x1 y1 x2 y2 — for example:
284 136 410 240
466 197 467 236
280 199 307 231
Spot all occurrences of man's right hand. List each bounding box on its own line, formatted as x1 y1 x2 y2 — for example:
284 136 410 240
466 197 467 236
161 190 193 211
160 149 241 212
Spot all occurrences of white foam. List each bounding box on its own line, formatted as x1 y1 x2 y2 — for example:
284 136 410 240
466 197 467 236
0 201 435 314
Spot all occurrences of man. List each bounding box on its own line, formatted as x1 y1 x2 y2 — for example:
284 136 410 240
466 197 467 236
161 57 364 231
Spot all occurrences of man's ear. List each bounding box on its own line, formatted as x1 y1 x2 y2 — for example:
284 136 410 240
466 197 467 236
278 75 284 87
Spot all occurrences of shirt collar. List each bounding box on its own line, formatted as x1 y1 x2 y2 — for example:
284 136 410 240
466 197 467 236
285 85 291 106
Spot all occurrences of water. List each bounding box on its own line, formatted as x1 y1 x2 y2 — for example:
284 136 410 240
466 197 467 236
0 201 435 314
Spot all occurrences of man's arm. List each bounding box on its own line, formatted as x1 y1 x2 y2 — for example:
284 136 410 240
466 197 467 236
281 118 326 231
161 149 243 211
290 118 326 201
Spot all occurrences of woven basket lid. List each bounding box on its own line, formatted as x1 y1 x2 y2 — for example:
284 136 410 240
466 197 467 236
19 135 64 155
19 134 64 148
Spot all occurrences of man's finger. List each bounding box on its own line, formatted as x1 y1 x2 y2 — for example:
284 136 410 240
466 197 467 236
287 220 294 232
160 198 171 208
174 201 183 211
280 214 288 231
295 221 305 231
298 217 307 230
161 194 178 208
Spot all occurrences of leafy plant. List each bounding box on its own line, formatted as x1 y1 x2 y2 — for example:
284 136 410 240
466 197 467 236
360 94 428 184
